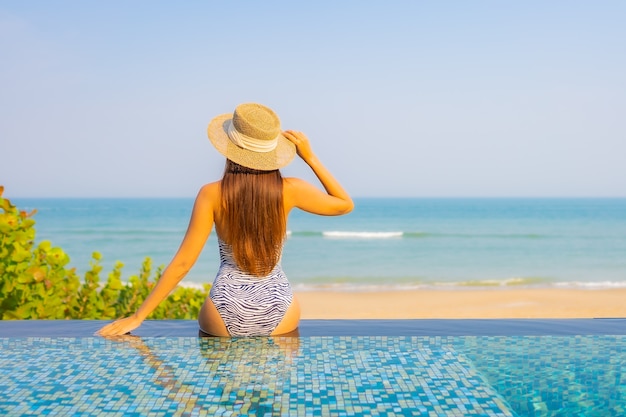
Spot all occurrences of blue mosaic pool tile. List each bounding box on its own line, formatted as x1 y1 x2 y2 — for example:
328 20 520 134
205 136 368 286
1 336 516 416
453 335 626 417
3 335 624 415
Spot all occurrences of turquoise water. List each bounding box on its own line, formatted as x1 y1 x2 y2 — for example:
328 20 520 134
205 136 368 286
13 198 626 290
1 335 624 416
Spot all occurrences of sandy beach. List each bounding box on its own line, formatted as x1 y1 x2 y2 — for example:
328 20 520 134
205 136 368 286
296 288 626 319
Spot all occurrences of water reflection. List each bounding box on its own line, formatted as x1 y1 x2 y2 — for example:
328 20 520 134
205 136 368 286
106 334 301 415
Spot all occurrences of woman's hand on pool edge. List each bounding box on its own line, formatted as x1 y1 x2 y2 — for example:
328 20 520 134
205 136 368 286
96 315 142 337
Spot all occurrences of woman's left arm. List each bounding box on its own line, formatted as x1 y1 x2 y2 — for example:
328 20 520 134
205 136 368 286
97 183 218 337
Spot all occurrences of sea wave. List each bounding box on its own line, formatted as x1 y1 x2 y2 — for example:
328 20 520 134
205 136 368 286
453 277 552 287
554 281 626 289
177 281 211 291
287 230 551 239
287 278 626 292
288 230 404 239
323 231 404 239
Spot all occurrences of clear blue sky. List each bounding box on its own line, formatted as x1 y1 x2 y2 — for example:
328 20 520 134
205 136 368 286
1 1 625 197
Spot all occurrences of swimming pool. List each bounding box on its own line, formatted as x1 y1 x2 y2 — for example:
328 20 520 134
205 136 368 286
1 320 625 416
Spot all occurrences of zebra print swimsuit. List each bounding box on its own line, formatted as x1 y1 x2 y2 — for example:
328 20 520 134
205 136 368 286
208 238 293 336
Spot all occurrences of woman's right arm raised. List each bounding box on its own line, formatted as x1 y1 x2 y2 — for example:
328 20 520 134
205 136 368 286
283 130 354 216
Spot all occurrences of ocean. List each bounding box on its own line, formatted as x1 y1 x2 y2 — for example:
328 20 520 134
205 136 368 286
12 198 626 291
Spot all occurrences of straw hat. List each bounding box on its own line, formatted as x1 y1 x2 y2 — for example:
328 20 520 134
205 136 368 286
207 103 296 171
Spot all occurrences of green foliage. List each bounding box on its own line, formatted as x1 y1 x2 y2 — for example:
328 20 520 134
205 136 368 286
0 186 210 320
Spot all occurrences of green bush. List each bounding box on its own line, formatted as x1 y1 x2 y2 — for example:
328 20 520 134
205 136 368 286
0 186 210 320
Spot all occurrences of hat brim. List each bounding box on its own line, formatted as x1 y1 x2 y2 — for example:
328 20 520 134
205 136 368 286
207 113 296 171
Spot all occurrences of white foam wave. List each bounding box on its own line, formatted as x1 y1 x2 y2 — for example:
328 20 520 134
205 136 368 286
161 281 210 291
292 283 428 292
322 231 403 239
292 279 626 292
554 281 626 289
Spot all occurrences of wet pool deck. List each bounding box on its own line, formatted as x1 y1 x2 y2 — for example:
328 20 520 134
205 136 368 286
1 318 625 337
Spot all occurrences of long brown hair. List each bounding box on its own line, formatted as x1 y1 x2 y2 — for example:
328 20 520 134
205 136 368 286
219 159 286 276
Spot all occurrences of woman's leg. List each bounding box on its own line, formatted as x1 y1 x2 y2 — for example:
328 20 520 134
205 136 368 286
198 297 230 336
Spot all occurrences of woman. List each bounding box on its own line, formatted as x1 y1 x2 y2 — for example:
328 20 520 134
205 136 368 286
97 103 353 337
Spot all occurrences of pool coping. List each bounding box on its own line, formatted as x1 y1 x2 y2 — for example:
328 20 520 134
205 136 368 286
1 318 625 337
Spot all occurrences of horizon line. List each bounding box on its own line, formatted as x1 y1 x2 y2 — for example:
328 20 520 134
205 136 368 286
7 195 626 200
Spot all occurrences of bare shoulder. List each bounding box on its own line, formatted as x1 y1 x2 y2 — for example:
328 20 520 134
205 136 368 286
195 181 221 208
198 181 221 196
282 176 309 198
283 177 306 192
283 177 305 211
